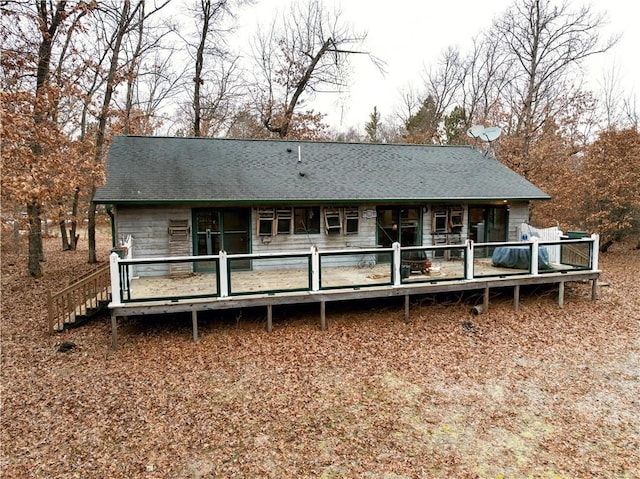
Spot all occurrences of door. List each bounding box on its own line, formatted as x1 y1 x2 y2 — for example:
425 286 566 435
193 208 250 271
468 206 508 256
376 207 421 248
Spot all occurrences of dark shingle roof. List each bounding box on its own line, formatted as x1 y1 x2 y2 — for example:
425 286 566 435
94 135 550 204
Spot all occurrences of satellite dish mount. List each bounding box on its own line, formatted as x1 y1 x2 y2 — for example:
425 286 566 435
467 125 501 155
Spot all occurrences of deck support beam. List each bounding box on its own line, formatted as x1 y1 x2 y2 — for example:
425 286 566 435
483 284 489 312
514 284 520 311
267 304 273 332
404 295 410 323
591 279 598 300
320 300 326 330
192 310 199 343
111 314 118 350
558 281 565 308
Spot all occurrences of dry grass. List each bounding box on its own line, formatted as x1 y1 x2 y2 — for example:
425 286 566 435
1 231 639 478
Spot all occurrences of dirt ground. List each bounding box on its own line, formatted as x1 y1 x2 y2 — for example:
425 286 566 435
1 229 639 478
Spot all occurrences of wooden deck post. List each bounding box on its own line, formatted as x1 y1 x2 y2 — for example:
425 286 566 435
47 290 54 334
392 242 402 286
320 300 326 330
267 304 273 333
483 284 489 312
531 237 539 275
558 281 565 308
192 310 199 343
109 252 122 305
465 240 474 280
111 314 118 350
591 278 598 300
404 295 410 323
514 284 520 311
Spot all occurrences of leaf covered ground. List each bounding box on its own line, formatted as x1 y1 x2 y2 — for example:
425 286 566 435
1 231 639 478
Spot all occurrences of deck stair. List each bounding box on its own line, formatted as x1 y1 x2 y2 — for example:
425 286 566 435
47 264 111 332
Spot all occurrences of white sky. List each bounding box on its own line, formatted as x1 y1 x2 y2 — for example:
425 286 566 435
236 0 639 132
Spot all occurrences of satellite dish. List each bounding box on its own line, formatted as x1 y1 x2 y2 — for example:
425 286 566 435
466 125 485 139
480 126 501 142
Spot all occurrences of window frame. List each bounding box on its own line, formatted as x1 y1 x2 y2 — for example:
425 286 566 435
294 206 321 234
344 207 359 235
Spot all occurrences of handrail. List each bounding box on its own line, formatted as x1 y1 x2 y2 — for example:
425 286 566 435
108 235 600 305
47 264 111 333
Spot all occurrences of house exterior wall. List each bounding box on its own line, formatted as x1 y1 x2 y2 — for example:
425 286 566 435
113 201 530 276
115 205 192 276
508 202 530 241
250 204 379 269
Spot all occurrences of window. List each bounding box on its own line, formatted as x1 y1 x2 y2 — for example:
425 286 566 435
344 207 359 234
450 208 464 230
324 209 342 234
432 209 448 233
276 208 292 234
257 208 275 236
432 206 464 233
294 207 320 234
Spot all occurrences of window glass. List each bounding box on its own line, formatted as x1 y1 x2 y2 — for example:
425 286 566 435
294 207 320 234
344 207 359 234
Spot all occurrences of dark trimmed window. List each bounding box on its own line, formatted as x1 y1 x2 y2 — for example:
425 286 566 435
294 207 320 234
344 207 359 234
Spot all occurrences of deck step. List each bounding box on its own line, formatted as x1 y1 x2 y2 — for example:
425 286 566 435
53 292 111 332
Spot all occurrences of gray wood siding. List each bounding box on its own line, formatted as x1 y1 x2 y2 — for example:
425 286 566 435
508 202 530 241
251 205 379 252
115 205 192 277
250 205 379 271
423 205 468 247
113 202 530 277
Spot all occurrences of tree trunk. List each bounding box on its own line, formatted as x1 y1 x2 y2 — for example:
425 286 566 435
27 203 43 277
193 0 210 137
69 187 80 250
59 220 70 250
88 186 97 263
88 0 132 264
599 239 613 253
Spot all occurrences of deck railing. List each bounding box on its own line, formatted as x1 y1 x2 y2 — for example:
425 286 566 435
109 235 599 305
48 264 111 332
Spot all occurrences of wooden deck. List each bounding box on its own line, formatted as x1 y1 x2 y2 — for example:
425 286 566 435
109 261 599 349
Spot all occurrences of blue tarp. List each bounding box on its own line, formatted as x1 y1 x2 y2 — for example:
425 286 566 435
492 246 552 270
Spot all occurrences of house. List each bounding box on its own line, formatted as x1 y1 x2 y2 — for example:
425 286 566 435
94 135 550 271
94 135 599 348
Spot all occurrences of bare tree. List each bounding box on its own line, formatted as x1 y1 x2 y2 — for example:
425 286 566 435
177 0 247 137
422 46 464 127
87 0 171 263
250 0 375 138
459 33 513 127
494 0 618 163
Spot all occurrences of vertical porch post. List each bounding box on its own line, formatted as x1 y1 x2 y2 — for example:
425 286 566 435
465 240 474 280
404 295 410 323
591 233 600 300
219 250 229 297
591 234 600 271
483 284 490 312
558 281 565 308
320 299 326 330
311 245 320 291
192 310 199 342
530 237 539 275
109 252 122 306
267 304 273 332
514 284 520 311
392 242 401 286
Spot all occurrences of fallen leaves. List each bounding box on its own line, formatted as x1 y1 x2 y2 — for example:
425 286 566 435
1 233 639 478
